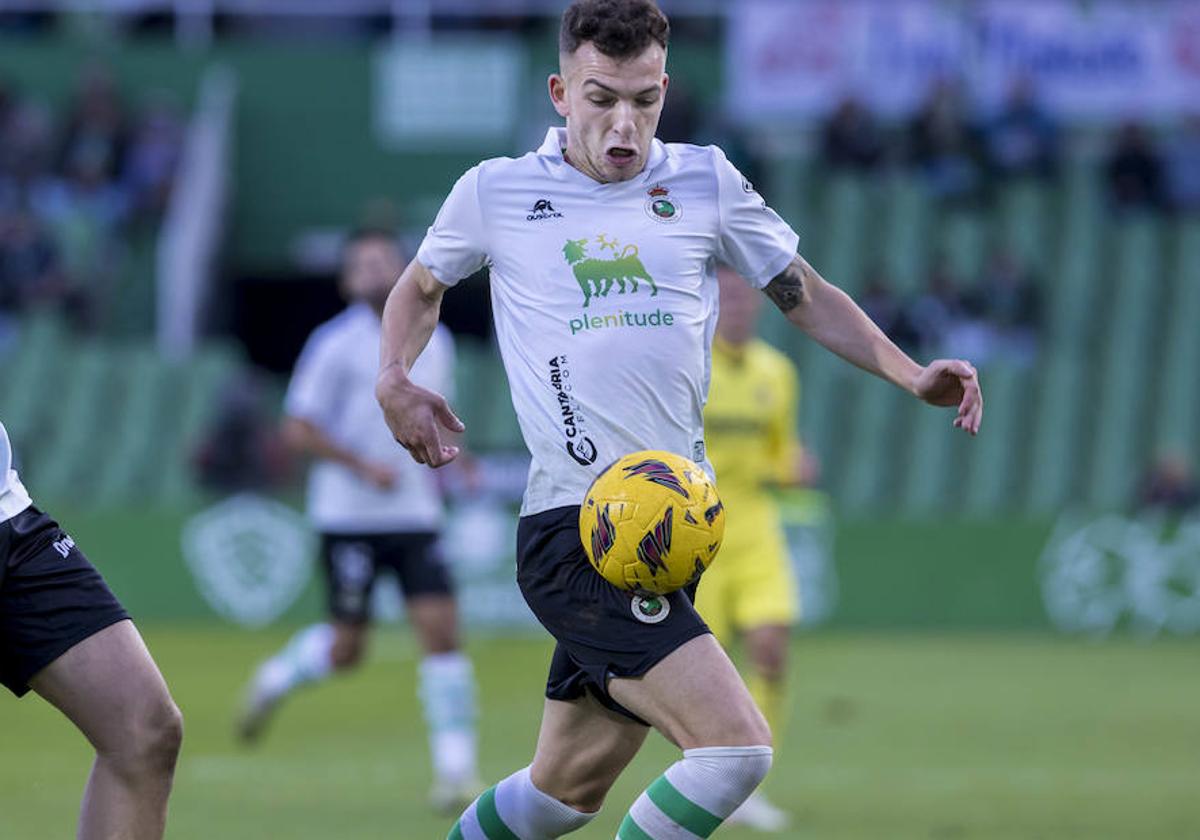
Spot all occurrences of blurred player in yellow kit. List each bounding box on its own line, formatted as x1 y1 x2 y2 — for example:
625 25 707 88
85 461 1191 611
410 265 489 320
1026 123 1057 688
696 266 818 832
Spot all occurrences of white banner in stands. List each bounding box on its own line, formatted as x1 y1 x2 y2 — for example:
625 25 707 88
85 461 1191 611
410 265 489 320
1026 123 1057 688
726 0 1200 121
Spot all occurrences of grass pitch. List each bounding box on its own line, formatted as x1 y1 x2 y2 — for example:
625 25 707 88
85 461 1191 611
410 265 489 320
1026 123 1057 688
1 628 1197 839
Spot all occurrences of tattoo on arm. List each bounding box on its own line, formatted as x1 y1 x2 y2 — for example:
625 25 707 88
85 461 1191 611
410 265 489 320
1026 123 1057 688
763 256 811 313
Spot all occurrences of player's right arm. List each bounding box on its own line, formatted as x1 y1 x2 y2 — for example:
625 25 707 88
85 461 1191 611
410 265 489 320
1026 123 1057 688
376 260 465 469
376 165 486 469
281 416 395 490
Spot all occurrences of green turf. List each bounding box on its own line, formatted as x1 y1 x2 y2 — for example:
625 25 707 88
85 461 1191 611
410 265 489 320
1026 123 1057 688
1 628 1198 839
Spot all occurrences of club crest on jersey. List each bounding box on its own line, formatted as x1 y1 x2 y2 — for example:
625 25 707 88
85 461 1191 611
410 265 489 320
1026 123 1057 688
645 184 681 224
562 236 657 308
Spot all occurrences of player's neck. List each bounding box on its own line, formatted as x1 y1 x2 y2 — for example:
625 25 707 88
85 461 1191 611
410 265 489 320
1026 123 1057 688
562 143 640 184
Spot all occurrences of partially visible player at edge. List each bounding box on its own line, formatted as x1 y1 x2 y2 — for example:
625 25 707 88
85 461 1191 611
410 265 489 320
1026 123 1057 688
695 266 819 832
236 229 482 811
0 419 182 839
376 2 983 838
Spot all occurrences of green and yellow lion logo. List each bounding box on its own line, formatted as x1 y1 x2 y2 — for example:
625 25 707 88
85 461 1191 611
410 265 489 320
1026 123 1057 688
562 236 657 308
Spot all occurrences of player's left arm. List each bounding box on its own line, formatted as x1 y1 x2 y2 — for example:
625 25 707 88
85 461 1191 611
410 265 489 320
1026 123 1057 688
765 254 982 435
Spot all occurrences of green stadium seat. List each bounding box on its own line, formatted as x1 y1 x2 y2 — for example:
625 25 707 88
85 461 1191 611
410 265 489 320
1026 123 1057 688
963 364 1027 515
1088 218 1162 510
1154 220 1200 464
1027 352 1087 513
880 175 931 295
837 375 904 513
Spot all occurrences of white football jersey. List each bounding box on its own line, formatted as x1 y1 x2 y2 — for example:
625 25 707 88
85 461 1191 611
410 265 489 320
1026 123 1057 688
0 420 33 523
417 127 799 515
286 303 456 533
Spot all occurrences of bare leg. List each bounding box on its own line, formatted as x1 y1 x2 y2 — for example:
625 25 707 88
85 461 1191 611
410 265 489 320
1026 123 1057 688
608 633 771 750
406 594 460 654
743 624 789 686
530 693 650 811
526 634 770 810
742 625 790 744
30 620 182 840
330 621 368 670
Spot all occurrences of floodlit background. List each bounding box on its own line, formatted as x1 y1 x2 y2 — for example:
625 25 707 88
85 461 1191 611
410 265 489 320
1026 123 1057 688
1 1 1199 837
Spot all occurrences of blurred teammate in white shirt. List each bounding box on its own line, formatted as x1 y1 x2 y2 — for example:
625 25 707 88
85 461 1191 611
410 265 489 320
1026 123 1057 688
236 229 481 812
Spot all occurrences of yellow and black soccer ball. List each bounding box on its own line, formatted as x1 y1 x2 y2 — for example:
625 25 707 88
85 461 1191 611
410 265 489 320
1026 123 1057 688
580 450 725 595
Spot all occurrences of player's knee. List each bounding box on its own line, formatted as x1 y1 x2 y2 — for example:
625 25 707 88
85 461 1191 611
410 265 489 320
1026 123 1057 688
560 777 611 814
680 745 773 812
105 696 183 780
751 646 787 682
152 699 185 774
330 632 366 669
530 763 615 813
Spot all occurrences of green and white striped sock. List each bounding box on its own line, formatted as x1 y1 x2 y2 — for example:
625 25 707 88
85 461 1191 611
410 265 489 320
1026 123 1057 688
447 767 595 840
616 746 773 839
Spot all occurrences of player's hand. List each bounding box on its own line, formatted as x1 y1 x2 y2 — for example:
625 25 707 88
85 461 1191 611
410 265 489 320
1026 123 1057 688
357 461 398 490
912 359 982 436
376 370 465 468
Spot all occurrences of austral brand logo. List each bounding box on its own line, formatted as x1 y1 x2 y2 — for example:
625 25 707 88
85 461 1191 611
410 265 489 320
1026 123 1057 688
645 184 681 223
527 198 564 221
548 355 598 465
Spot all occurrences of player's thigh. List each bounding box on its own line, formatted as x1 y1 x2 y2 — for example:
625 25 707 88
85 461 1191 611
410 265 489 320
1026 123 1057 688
390 532 460 653
608 633 770 751
30 620 181 758
406 595 459 653
530 693 650 811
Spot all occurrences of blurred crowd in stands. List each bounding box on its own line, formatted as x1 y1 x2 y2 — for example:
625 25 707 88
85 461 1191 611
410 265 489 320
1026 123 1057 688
803 78 1200 366
859 250 1041 368
817 79 1200 216
0 65 182 343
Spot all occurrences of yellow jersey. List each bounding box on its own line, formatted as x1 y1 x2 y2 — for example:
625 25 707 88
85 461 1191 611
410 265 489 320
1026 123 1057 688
696 336 801 638
704 337 800 525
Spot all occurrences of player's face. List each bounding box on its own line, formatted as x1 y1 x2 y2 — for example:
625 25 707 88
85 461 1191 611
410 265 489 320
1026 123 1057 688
550 42 668 183
716 267 761 345
342 238 404 311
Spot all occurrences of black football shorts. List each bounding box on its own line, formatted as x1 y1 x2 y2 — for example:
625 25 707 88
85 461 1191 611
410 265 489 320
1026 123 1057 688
0 506 130 697
321 530 453 623
516 505 710 724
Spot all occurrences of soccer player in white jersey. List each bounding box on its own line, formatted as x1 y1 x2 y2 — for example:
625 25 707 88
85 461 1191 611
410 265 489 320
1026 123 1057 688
236 229 482 811
375 2 984 837
0 419 182 838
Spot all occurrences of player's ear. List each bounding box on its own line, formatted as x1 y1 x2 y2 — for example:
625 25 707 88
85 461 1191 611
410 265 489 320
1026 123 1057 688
549 73 570 118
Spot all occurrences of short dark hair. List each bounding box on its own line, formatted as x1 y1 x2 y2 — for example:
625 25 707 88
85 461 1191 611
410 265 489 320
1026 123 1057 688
342 227 404 264
346 227 398 248
559 0 669 60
